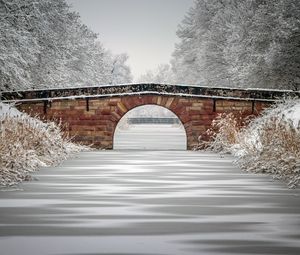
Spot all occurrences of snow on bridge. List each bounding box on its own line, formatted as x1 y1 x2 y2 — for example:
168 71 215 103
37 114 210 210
1 83 299 102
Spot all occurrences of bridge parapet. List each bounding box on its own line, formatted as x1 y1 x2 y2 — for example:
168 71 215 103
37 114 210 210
1 83 299 102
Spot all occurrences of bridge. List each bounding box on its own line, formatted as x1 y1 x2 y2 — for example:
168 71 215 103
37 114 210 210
1 83 299 149
127 117 181 124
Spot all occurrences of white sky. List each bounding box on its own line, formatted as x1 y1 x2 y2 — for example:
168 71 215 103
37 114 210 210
66 0 193 80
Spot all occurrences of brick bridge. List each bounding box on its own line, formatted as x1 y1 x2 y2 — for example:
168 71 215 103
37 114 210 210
1 84 299 149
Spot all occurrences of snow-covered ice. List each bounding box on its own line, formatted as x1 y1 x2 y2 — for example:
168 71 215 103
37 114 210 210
0 150 300 255
114 124 187 150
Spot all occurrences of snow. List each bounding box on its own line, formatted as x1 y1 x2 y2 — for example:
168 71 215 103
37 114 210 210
283 101 300 127
0 102 22 119
2 82 298 94
200 99 300 187
2 90 279 103
170 0 299 90
224 100 300 187
0 102 88 187
0 1 133 92
237 100 300 151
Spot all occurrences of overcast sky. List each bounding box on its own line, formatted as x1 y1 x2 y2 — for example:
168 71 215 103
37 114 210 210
66 0 193 80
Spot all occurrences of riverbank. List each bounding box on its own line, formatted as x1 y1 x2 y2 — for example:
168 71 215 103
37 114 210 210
0 102 88 186
202 100 300 188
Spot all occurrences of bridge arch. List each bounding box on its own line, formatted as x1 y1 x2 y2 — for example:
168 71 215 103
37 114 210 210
112 104 188 150
107 95 197 150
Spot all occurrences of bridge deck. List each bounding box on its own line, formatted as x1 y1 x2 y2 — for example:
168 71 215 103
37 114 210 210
1 83 299 102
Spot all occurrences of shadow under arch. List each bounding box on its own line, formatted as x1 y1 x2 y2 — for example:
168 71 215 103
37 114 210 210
113 104 188 150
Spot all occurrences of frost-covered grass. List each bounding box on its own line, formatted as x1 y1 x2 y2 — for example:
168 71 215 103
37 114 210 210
0 103 89 187
200 100 300 188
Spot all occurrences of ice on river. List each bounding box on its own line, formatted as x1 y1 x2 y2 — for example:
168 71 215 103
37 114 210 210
114 124 187 150
0 150 300 255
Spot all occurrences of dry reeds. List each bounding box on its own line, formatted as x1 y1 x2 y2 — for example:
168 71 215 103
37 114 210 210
0 106 88 187
236 113 300 187
199 100 300 188
198 112 249 152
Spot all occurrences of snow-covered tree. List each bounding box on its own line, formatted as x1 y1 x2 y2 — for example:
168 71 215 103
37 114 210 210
223 0 300 90
171 2 204 85
0 0 133 91
0 0 40 91
171 0 300 90
107 53 133 84
171 0 229 86
138 64 174 83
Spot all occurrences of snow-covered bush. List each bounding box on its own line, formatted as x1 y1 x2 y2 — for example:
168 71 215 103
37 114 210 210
201 100 300 188
197 112 250 152
0 103 88 187
210 113 243 152
236 101 300 187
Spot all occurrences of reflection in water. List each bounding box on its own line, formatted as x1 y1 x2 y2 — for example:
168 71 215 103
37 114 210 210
0 151 300 255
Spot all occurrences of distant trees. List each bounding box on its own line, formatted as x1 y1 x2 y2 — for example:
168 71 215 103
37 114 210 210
0 0 132 91
137 64 174 84
168 0 300 90
108 53 133 84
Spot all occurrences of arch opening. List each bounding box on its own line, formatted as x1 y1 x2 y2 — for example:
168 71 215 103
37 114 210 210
113 105 187 150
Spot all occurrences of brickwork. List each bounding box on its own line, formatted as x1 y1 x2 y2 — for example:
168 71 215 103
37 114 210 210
17 94 270 150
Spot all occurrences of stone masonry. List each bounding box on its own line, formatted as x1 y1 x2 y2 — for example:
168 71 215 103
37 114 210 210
16 94 270 149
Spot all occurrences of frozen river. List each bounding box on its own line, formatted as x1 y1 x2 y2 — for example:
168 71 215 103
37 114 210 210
1 150 300 255
114 124 187 150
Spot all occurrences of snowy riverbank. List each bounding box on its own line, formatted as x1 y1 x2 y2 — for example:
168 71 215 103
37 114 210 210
0 102 89 187
203 100 300 188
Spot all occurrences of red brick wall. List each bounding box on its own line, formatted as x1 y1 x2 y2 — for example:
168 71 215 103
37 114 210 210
17 95 270 150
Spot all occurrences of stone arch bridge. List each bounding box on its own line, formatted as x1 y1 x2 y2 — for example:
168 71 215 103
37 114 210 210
1 84 299 149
